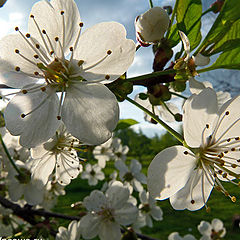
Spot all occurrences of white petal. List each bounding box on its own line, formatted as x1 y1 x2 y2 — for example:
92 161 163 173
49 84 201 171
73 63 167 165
114 160 128 179
31 153 56 186
132 178 144 192
130 159 142 174
106 181 129 209
98 221 121 240
80 214 100 239
68 220 81 240
159 103 179 122
24 182 44 205
5 86 60 147
139 190 148 204
74 22 135 82
88 176 98 186
28 0 80 56
212 95 240 143
194 53 210 66
0 60 37 88
0 35 44 78
56 153 81 185
211 218 224 232
189 77 206 95
62 82 119 145
83 190 107 212
150 205 163 221
147 146 196 200
114 202 138 225
170 168 214 211
198 221 212 236
183 88 218 147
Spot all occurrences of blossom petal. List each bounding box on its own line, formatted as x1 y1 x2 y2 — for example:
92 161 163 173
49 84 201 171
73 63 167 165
114 202 138 225
29 0 80 56
0 34 45 80
62 82 119 145
83 190 107 212
98 221 121 240
189 77 206 95
150 206 163 221
147 146 196 200
106 181 130 209
4 86 60 147
74 22 135 82
183 88 218 147
80 213 100 239
212 95 240 143
0 60 37 88
56 153 81 185
31 153 56 186
170 168 214 211
68 220 81 240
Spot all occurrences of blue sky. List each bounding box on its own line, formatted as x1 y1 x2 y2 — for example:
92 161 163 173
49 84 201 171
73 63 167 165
0 0 224 137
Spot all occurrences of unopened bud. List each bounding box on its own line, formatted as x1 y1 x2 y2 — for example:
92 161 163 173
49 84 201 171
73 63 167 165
135 7 170 46
174 113 182 122
139 92 148 100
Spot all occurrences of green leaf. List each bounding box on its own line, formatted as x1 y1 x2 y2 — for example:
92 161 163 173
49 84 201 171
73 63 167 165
206 19 240 55
114 119 139 131
167 23 180 47
176 0 202 50
199 0 240 53
211 47 240 70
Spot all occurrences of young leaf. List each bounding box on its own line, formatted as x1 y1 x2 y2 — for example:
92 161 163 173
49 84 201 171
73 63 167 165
197 0 240 54
114 119 139 131
176 0 202 50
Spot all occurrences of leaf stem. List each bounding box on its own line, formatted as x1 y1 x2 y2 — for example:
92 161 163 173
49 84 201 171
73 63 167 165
169 91 188 99
165 0 179 39
125 97 184 143
126 69 176 82
148 0 153 8
0 134 21 175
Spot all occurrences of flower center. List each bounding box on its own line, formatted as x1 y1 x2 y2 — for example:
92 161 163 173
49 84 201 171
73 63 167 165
44 59 69 85
98 208 115 222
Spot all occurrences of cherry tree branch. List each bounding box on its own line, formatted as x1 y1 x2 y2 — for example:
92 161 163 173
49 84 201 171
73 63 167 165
0 195 160 240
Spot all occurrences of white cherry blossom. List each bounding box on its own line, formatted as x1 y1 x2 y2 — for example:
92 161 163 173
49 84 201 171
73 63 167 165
80 181 138 240
148 88 240 210
30 124 83 186
56 220 81 240
93 137 114 168
138 190 163 228
168 232 197 240
198 218 226 240
7 160 45 205
115 159 147 192
0 0 135 147
81 163 105 186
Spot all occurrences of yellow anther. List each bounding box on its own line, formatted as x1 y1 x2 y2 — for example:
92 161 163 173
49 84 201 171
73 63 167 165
231 196 236 202
78 60 84 66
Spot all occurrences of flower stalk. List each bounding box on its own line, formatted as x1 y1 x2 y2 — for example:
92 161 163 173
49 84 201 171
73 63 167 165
0 134 22 175
125 97 184 143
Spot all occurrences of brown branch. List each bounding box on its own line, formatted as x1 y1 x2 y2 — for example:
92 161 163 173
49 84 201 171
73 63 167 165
0 195 160 240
